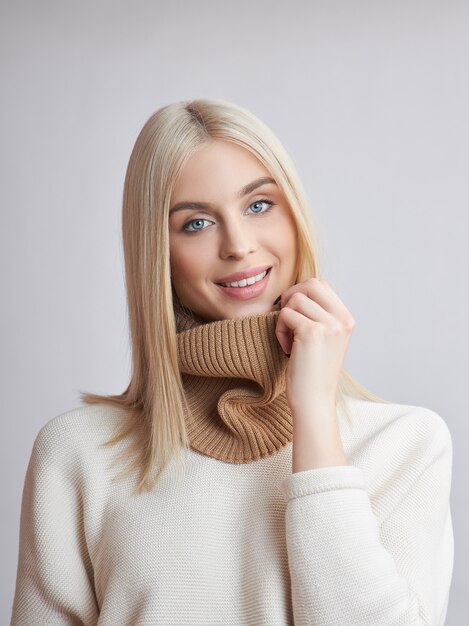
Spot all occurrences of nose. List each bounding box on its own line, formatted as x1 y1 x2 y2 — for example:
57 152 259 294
219 217 257 260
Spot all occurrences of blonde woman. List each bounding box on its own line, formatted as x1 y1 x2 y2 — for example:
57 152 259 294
11 99 454 625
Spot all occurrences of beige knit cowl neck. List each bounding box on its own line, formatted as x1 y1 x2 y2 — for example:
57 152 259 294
176 308 293 464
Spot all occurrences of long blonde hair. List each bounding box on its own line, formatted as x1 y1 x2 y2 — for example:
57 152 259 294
80 98 390 494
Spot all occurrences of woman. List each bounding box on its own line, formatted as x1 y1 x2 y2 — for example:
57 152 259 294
11 98 454 625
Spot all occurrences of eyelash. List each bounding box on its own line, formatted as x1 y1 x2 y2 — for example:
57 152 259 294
182 199 275 233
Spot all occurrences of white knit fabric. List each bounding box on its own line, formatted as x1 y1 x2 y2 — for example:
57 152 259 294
11 396 453 625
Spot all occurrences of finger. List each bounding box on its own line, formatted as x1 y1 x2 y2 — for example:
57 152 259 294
275 306 310 354
282 277 353 324
319 280 355 327
283 290 331 324
281 277 337 315
320 279 334 291
275 298 330 354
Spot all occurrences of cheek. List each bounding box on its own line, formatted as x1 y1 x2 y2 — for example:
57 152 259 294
170 250 190 281
170 240 210 286
170 253 195 303
275 215 298 255
277 219 299 278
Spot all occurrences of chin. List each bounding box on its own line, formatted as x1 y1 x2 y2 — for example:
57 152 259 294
228 302 274 319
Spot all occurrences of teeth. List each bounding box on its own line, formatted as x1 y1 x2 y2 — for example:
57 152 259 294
222 269 268 288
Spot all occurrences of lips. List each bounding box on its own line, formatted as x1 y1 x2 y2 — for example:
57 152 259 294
214 266 272 300
215 265 272 285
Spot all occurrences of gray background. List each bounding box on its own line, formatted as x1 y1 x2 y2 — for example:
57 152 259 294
1 0 467 623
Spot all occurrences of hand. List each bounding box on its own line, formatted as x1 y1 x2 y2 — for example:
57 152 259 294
275 277 356 419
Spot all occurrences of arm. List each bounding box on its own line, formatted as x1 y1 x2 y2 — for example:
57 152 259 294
280 411 454 626
10 422 99 625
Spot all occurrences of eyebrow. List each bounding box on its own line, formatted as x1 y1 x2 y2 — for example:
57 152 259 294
169 176 277 215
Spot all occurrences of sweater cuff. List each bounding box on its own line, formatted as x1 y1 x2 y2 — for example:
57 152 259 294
280 464 367 502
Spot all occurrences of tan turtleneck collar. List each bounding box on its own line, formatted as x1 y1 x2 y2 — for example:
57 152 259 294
176 308 293 464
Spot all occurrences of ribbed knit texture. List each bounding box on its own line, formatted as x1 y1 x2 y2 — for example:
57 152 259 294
176 309 292 463
11 312 454 625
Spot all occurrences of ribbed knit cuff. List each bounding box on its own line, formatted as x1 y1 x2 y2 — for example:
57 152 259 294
280 465 366 502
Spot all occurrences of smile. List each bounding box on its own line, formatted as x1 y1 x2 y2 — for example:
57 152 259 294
214 268 272 300
219 269 268 288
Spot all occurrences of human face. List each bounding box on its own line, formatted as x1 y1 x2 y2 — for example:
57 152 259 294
169 140 299 322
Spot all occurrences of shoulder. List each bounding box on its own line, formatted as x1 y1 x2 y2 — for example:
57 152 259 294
340 396 452 492
30 403 130 469
342 394 452 447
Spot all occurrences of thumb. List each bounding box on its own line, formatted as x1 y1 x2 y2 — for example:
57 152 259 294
275 314 293 355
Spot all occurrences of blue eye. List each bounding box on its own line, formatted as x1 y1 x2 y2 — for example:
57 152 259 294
183 218 212 232
181 199 274 233
248 199 274 214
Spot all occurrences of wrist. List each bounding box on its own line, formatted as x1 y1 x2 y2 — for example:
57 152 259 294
291 402 338 425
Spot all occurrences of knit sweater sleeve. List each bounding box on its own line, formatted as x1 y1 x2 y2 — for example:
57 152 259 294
280 408 454 626
10 420 99 626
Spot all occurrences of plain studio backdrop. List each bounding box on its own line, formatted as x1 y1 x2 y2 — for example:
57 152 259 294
1 0 467 623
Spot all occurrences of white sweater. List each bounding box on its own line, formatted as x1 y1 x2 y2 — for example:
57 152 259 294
10 397 453 625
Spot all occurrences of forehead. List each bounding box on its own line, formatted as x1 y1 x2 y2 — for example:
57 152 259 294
171 140 271 201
